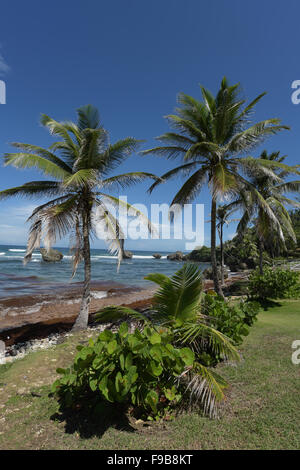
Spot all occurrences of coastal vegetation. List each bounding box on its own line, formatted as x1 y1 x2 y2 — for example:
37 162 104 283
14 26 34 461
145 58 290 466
1 77 300 441
59 264 257 417
225 150 300 274
1 298 300 449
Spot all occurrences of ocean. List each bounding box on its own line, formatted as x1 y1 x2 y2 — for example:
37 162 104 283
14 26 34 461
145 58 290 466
0 244 209 299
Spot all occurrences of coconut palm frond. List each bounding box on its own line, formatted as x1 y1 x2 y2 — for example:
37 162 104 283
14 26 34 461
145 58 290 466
62 169 98 189
98 193 158 238
93 201 123 271
9 142 73 173
24 219 42 265
42 196 79 251
178 362 228 418
4 153 71 180
142 145 189 160
226 120 289 154
102 172 162 191
95 305 149 324
40 114 79 157
151 264 203 326
0 181 64 200
169 167 208 208
100 138 142 174
178 321 240 362
147 161 202 194
144 272 172 287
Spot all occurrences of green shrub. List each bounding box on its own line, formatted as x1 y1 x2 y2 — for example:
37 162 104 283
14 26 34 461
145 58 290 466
51 323 195 420
223 279 249 296
202 293 260 347
93 265 241 416
248 267 300 300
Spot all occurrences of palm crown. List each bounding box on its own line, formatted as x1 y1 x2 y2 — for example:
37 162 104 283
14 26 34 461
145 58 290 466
230 150 300 270
142 77 291 294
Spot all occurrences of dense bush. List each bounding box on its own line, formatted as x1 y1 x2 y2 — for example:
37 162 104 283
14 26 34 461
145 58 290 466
201 293 260 348
248 267 300 300
54 265 241 418
223 279 249 296
51 323 195 420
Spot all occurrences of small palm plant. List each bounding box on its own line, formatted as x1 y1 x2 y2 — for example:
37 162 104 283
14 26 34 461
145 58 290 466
142 77 290 296
229 150 300 274
0 105 159 330
95 264 239 416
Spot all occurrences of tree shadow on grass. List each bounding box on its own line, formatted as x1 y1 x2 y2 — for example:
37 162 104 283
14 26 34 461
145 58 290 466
257 299 283 311
50 401 136 439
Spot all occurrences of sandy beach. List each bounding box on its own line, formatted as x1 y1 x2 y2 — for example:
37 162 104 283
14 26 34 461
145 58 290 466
0 273 248 347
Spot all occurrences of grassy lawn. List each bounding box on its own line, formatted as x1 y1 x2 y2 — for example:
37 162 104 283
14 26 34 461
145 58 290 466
0 299 300 450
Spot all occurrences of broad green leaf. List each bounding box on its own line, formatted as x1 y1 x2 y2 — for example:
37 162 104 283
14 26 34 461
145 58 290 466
180 347 195 366
119 322 128 337
107 339 117 354
99 330 114 342
149 332 161 345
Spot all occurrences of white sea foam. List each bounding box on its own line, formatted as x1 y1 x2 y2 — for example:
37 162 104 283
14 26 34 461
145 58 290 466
91 291 108 299
0 252 5 256
65 298 81 305
9 249 26 252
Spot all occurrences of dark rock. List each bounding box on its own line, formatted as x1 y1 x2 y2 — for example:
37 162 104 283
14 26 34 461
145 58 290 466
40 248 63 262
122 250 133 259
167 251 184 261
152 253 162 259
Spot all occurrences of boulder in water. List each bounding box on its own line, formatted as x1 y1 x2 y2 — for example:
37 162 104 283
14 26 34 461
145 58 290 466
152 253 162 259
167 251 185 261
40 248 63 262
122 250 133 259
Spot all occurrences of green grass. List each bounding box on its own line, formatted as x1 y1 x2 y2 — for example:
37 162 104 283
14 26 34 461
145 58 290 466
1 299 300 450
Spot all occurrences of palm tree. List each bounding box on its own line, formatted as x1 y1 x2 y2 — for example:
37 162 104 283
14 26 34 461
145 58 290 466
95 264 240 416
142 77 290 296
230 150 300 274
216 205 239 284
0 105 159 330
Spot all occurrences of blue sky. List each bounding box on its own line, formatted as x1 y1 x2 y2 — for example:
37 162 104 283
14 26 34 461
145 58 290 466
0 0 300 251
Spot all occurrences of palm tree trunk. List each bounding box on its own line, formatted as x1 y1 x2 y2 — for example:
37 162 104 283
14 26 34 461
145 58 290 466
258 237 264 275
220 223 224 285
72 206 91 331
211 199 223 297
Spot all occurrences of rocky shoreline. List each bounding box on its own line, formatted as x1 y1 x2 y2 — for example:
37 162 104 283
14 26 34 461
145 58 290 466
0 271 251 366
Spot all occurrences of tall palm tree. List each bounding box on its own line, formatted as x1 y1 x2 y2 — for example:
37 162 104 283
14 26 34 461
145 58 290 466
142 77 290 296
0 105 159 330
230 150 300 274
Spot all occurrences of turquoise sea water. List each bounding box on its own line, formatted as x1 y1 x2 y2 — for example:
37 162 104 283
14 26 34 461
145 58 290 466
0 245 209 299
